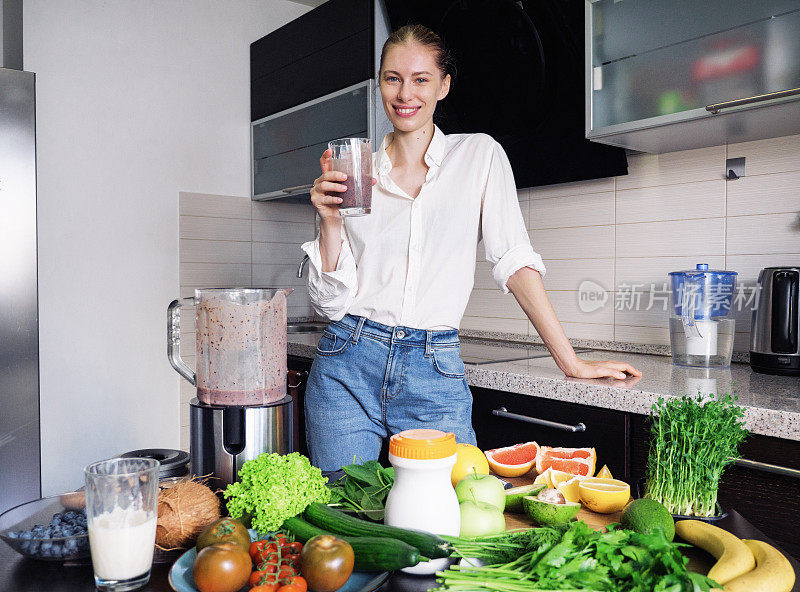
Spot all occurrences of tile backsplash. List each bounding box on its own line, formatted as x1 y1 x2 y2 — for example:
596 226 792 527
178 192 315 448
463 134 800 347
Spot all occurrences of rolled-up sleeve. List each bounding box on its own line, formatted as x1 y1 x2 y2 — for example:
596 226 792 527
480 141 546 294
301 224 358 320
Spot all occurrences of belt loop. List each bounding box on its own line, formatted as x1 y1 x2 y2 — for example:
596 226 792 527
425 330 433 357
352 316 366 344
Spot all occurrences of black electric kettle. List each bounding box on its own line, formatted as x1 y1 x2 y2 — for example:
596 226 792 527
750 267 800 376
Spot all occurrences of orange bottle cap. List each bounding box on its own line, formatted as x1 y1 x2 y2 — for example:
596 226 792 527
389 429 457 460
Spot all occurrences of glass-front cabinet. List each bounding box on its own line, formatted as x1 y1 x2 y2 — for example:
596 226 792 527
586 0 800 152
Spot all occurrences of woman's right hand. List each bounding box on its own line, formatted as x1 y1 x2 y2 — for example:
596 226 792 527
310 149 348 222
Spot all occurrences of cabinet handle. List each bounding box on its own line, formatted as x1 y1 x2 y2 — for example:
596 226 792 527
281 184 314 194
706 87 800 114
492 407 586 433
288 371 308 389
732 457 800 479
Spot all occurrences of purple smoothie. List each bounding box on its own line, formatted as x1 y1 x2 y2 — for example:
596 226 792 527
330 138 372 216
195 290 287 406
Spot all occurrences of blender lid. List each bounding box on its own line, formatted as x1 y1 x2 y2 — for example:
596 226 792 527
119 448 189 479
668 263 738 276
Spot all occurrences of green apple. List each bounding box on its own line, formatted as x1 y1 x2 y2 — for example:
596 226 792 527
455 472 506 510
459 500 506 537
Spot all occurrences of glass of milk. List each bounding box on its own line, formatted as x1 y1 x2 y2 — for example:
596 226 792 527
84 458 160 591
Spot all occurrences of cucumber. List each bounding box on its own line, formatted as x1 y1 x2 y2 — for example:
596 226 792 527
303 503 452 559
282 516 422 572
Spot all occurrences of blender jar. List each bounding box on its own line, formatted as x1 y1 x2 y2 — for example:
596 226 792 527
167 288 292 405
668 264 737 368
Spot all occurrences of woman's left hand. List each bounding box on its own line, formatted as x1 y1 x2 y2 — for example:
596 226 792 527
567 358 642 380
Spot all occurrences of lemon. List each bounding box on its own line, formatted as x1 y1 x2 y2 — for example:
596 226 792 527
556 475 584 503
596 464 613 479
548 469 574 488
451 443 490 487
578 478 631 514
533 467 553 487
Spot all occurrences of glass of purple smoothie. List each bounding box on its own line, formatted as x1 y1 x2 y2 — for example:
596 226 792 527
328 137 372 217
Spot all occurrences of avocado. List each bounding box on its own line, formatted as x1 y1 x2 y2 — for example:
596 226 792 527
505 484 546 513
522 495 580 525
620 498 675 541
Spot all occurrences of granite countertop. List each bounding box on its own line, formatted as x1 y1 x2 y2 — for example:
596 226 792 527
288 333 800 442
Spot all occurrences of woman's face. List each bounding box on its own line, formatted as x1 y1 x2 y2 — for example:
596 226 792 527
379 42 450 134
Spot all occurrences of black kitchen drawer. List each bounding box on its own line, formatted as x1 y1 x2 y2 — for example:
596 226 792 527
250 0 372 82
471 387 630 481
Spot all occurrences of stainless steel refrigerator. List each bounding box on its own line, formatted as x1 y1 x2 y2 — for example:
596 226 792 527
0 67 40 513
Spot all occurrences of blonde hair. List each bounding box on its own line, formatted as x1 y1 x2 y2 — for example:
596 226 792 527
379 24 456 83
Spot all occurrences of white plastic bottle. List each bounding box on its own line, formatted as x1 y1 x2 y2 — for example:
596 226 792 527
384 429 460 575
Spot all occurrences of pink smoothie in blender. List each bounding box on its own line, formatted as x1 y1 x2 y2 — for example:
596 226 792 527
168 288 291 406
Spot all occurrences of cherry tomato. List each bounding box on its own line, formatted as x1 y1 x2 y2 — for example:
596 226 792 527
257 548 280 565
283 552 301 567
250 584 279 592
250 540 269 562
196 518 251 554
192 542 252 592
282 576 307 592
281 541 303 556
277 585 304 592
250 567 278 588
277 565 297 580
273 533 288 545
299 535 354 592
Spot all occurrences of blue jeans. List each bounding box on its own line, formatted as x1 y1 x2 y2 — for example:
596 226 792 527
304 314 477 471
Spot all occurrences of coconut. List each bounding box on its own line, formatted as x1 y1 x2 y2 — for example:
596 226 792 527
155 478 221 549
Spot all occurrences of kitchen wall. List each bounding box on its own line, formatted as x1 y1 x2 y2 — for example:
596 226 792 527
464 133 800 351
178 192 314 448
25 1 310 495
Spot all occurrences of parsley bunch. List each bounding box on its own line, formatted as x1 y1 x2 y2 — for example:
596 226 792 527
224 452 330 532
437 521 717 591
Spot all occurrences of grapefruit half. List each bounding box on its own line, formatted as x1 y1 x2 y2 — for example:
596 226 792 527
484 441 539 477
536 446 597 477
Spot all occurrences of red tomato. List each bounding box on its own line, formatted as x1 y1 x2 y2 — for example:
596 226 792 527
192 542 252 592
281 542 303 557
299 535 354 592
250 569 275 588
277 586 304 592
251 584 279 592
282 576 307 592
277 565 297 580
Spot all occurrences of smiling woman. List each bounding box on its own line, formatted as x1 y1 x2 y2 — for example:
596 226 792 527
300 24 642 473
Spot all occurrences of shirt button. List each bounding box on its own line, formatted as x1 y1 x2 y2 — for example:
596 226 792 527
396 330 405 339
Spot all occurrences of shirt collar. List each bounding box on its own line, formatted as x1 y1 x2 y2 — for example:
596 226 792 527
377 125 446 175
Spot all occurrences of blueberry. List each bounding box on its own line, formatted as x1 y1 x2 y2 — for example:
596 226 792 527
28 541 40 554
7 531 18 539
20 530 33 540
19 541 30 552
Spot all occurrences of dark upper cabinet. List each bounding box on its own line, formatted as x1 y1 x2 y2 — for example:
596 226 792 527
250 0 375 122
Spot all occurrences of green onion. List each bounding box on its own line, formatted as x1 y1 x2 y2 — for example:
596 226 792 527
645 393 747 517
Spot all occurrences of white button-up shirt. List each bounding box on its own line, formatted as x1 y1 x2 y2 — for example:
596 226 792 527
302 126 546 330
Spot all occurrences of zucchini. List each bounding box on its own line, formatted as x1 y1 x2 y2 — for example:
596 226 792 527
303 503 452 559
282 515 422 572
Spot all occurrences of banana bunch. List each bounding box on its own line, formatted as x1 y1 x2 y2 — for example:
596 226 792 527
675 520 795 592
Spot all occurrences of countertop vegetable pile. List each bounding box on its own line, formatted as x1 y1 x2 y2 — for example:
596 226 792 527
437 521 717 591
224 452 330 532
646 393 747 517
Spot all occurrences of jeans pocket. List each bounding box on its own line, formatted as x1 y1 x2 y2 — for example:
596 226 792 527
315 330 352 357
431 346 466 378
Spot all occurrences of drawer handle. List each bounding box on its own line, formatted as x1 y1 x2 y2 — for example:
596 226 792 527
288 370 308 389
492 407 586 433
706 87 800 114
733 457 800 479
